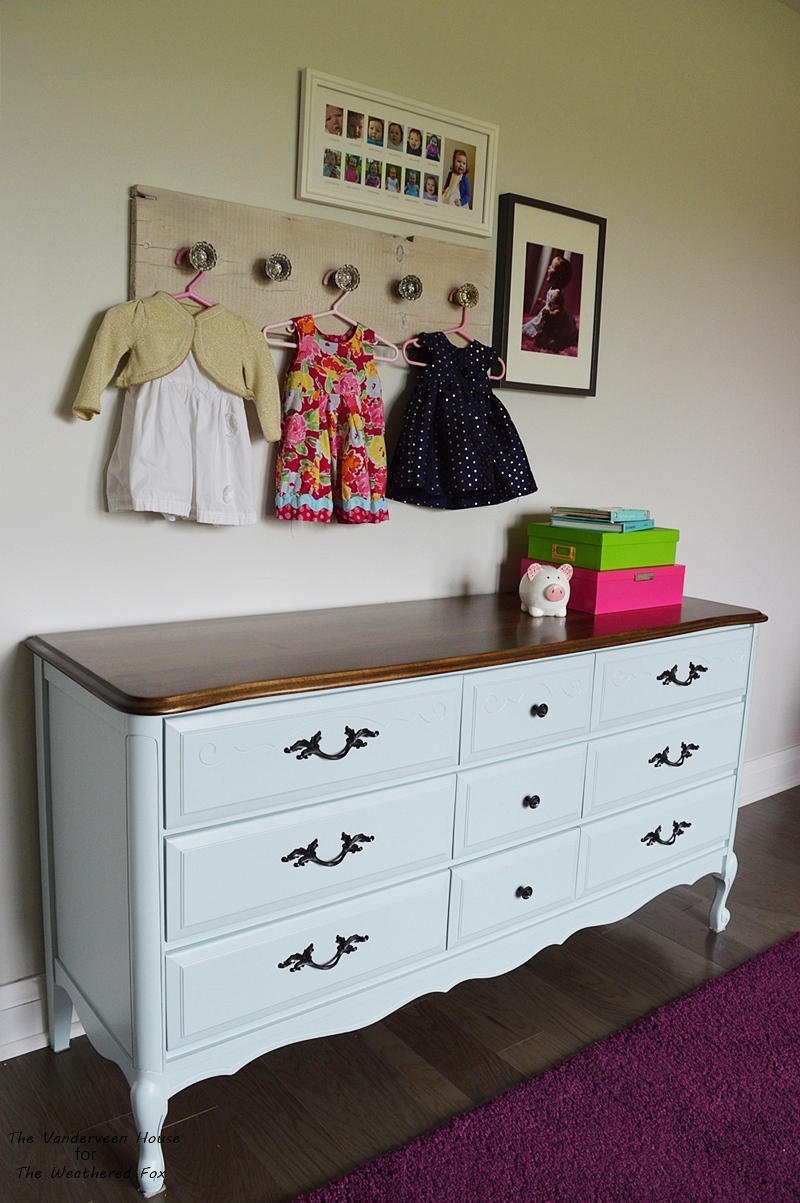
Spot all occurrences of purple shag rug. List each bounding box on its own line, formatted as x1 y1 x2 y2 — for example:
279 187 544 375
295 933 800 1203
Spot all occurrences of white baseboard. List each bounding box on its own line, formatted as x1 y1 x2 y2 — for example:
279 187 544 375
738 744 800 807
2 746 798 1062
0 974 83 1061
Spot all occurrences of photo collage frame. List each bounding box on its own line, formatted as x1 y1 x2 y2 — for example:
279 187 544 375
298 70 498 237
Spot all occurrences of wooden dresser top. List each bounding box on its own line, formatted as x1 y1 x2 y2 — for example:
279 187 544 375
26 593 767 716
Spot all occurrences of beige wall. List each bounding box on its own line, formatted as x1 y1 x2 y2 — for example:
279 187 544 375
1 0 799 989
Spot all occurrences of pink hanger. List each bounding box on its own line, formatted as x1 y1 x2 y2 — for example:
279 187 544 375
403 288 506 380
172 248 215 308
263 270 400 362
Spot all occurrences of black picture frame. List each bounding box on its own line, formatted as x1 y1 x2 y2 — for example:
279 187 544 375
493 193 606 395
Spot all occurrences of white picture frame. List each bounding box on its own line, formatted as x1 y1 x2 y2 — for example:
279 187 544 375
297 69 499 237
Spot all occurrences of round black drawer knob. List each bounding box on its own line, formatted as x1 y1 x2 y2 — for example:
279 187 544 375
523 795 541 809
516 885 534 900
530 704 549 718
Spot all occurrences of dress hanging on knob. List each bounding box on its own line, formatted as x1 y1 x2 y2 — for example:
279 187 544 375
387 293 536 510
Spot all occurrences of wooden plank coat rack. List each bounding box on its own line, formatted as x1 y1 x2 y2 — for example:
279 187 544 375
130 186 495 349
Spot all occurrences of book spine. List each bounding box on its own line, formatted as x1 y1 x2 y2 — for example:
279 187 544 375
548 517 656 532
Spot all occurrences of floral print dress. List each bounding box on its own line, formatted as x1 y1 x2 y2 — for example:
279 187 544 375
275 315 389 523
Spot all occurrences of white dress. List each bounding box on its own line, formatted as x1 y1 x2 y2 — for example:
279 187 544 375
106 352 257 525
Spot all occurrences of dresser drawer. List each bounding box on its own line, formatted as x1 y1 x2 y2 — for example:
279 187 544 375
454 744 586 856
584 702 744 816
166 872 450 1048
165 777 456 939
593 629 752 730
460 659 593 763
164 678 462 827
448 828 580 946
577 777 734 895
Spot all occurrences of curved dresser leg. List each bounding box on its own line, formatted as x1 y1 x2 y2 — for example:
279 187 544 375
710 851 738 933
131 1074 169 1197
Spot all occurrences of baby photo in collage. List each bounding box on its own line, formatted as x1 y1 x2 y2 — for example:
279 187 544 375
321 101 476 212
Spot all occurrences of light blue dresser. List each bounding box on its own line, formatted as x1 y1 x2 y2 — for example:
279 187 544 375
28 593 766 1194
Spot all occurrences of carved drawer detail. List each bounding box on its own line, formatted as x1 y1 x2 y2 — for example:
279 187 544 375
164 678 462 827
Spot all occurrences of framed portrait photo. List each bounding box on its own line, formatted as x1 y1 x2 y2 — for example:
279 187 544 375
493 194 607 394
297 69 499 237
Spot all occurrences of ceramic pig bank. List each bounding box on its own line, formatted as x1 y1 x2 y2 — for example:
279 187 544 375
519 562 573 617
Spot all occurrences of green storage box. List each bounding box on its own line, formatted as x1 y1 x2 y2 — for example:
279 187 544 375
527 523 680 571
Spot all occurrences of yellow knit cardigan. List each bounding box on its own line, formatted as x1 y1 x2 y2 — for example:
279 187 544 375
73 292 281 441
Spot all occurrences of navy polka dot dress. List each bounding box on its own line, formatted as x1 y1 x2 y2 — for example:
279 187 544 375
386 332 537 509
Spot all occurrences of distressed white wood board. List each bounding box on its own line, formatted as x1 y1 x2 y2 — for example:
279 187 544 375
130 185 494 344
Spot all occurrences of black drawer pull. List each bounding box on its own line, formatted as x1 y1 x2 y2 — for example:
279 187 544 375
278 933 369 973
530 704 549 718
282 831 375 868
641 820 692 847
648 741 699 768
284 725 379 761
516 885 534 899
523 794 541 809
657 662 708 688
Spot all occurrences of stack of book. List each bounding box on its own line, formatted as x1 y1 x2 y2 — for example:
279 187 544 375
522 507 685 614
549 505 655 533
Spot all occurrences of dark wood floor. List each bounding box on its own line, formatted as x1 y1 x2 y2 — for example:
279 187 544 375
3 788 799 1202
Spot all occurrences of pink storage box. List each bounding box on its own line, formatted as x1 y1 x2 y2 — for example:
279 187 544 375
520 559 685 614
